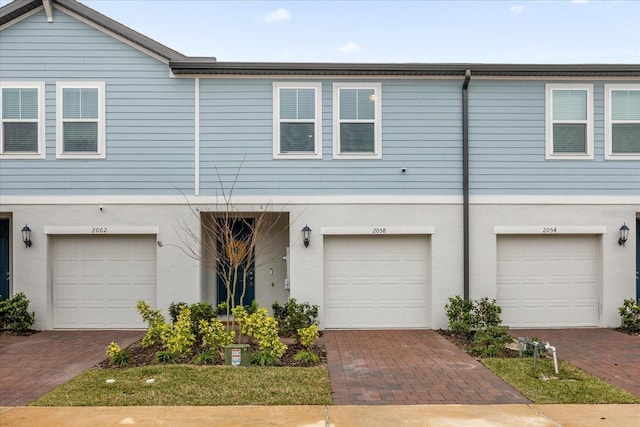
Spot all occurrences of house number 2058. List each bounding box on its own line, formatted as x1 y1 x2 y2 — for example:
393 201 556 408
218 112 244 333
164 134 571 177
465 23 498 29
92 227 108 234
372 228 387 234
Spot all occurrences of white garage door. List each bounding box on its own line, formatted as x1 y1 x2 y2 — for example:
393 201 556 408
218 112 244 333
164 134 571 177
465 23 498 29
497 235 598 327
52 235 156 329
324 235 429 329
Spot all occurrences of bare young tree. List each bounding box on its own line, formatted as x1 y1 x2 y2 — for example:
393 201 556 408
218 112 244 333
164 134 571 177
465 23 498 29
177 165 288 329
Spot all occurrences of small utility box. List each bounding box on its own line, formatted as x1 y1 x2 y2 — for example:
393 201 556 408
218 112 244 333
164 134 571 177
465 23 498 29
224 344 250 367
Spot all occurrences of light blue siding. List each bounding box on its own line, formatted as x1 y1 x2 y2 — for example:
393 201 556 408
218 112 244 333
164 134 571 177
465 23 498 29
0 10 195 196
469 80 639 195
198 79 463 196
1 9 637 198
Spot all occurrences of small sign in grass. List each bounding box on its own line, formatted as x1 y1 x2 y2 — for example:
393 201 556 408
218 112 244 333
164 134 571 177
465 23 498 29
31 365 332 406
482 358 640 404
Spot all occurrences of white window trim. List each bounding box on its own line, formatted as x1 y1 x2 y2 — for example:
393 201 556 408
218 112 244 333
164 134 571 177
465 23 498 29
56 81 106 159
273 82 322 159
545 83 593 160
604 83 640 161
333 82 382 159
0 81 46 159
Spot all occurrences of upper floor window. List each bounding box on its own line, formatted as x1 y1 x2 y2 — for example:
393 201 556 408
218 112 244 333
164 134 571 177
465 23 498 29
273 82 322 159
545 83 593 160
605 84 640 160
0 82 45 159
56 82 105 159
333 82 382 159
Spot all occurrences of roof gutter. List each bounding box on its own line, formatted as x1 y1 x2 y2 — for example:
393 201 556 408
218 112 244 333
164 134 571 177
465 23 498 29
462 70 471 301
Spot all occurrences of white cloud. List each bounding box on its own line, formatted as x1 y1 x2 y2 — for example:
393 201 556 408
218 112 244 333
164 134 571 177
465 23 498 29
261 8 291 24
508 5 524 14
339 42 361 54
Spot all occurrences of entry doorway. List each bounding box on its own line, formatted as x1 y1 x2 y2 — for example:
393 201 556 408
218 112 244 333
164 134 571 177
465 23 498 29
0 219 8 300
216 218 255 308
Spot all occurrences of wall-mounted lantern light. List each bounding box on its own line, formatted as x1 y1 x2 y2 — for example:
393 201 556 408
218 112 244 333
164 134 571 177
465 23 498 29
618 223 629 247
301 225 311 248
21 225 32 248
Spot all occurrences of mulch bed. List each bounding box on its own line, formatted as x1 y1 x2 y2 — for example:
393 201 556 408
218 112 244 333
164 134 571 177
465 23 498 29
96 337 326 369
436 329 519 358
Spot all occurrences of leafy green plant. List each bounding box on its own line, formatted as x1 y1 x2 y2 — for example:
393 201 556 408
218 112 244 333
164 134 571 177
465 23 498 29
0 292 36 332
233 306 287 366
445 295 475 338
293 350 320 365
272 298 319 339
618 298 640 333
136 300 166 348
198 318 235 351
470 325 512 357
193 349 218 365
160 307 195 360
105 342 131 367
155 350 176 364
294 325 320 366
474 297 503 329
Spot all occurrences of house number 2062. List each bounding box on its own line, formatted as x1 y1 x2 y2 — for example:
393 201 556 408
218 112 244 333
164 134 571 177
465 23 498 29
372 228 387 234
92 227 108 234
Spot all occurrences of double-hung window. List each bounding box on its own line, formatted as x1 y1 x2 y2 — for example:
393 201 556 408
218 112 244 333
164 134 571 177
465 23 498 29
545 83 593 159
273 82 322 159
604 84 640 160
56 82 105 159
0 82 45 159
333 82 382 159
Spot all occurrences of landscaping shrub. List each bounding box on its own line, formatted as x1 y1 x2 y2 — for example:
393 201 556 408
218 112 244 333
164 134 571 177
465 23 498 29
294 324 320 365
233 305 287 366
444 295 476 338
618 298 640 333
470 325 512 358
136 300 166 348
106 342 131 367
272 298 318 338
0 292 36 332
161 307 195 360
198 318 235 351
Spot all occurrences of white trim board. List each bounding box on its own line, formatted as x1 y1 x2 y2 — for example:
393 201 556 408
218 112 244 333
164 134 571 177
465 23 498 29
1 194 640 206
44 225 159 235
494 225 606 235
322 226 435 235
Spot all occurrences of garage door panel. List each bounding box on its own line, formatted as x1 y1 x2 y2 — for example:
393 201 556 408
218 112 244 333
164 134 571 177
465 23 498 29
497 235 598 327
325 235 429 329
52 235 156 329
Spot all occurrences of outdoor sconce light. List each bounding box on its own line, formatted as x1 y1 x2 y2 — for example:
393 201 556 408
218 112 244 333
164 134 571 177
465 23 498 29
21 225 32 248
301 224 311 248
618 223 629 247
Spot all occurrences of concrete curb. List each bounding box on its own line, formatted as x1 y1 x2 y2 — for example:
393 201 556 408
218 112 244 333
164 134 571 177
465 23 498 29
1 404 639 426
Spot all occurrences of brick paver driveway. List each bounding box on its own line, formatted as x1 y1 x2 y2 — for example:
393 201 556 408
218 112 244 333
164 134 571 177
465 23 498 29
514 328 640 398
324 330 529 405
0 330 143 406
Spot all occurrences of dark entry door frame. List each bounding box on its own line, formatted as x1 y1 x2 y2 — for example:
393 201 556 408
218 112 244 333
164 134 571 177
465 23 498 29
0 219 10 300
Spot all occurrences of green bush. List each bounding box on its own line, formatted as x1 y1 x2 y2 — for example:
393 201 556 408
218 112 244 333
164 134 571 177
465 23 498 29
470 326 512 358
105 342 131 367
445 295 475 338
136 300 166 348
233 306 287 366
199 318 235 351
445 295 504 339
0 292 36 332
160 307 195 360
272 298 318 339
618 298 640 333
193 349 218 365
293 350 320 365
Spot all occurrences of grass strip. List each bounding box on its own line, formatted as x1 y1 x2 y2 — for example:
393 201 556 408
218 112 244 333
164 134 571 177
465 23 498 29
31 365 332 406
482 358 640 404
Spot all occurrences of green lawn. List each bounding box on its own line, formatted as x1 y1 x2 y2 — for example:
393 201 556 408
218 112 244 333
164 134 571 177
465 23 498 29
31 365 332 406
482 358 640 404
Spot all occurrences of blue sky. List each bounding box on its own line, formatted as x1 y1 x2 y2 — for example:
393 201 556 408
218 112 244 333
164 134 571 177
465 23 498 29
5 0 640 63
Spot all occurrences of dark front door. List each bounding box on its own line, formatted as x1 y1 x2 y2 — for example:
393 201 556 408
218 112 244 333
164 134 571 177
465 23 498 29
636 218 639 300
0 219 10 300
217 218 255 308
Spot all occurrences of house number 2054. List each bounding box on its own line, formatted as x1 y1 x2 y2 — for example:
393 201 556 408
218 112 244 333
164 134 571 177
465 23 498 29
542 227 557 233
372 228 387 234
92 227 108 234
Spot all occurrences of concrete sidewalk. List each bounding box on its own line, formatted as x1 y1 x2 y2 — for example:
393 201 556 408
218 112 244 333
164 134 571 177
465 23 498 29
2 404 639 426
